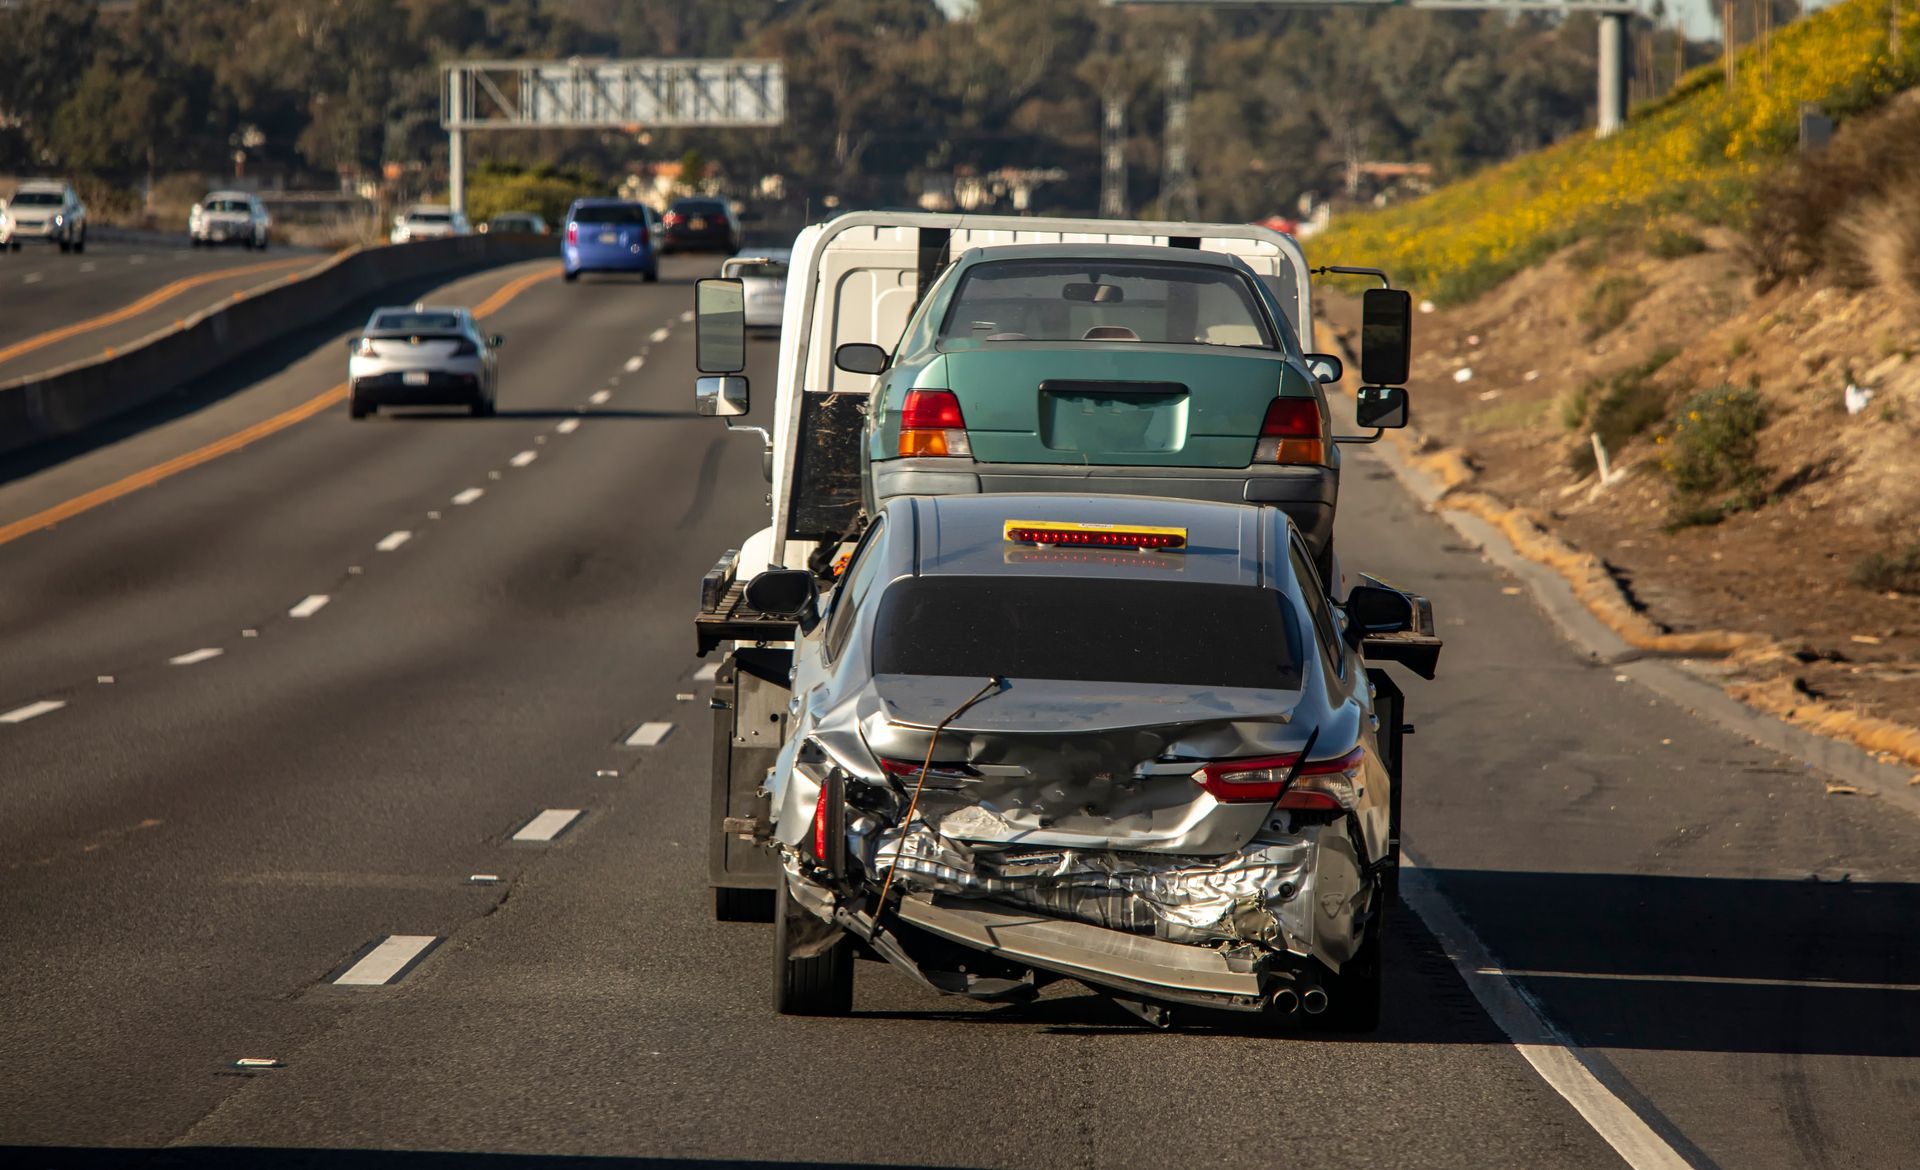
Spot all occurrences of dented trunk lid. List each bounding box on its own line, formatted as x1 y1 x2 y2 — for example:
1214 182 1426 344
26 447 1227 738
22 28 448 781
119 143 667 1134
860 675 1306 855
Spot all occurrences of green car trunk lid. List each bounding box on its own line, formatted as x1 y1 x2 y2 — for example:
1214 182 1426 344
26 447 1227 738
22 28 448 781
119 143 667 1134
938 344 1307 467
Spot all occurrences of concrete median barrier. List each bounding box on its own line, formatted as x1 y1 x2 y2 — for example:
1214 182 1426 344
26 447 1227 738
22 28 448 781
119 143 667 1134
0 234 554 457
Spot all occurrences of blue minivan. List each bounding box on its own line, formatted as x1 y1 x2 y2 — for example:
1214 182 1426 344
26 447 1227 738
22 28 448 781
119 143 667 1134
562 199 659 283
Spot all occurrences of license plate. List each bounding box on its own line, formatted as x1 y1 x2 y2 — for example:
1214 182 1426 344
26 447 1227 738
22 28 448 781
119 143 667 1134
688 217 706 230
598 231 617 244
403 371 429 386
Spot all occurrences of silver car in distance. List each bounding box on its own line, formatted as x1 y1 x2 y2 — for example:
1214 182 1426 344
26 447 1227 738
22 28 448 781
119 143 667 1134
721 247 790 330
346 304 502 419
740 493 1439 1030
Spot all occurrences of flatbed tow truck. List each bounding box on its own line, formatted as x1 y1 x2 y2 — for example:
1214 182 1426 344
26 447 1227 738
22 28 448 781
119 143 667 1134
689 212 1433 919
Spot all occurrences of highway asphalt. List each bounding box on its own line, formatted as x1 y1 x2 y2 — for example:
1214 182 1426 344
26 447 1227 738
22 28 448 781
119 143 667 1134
0 231 324 382
1 254 1916 1169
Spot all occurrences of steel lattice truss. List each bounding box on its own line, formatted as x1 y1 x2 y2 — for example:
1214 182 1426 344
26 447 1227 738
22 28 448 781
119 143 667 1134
1110 0 1638 10
441 60 786 131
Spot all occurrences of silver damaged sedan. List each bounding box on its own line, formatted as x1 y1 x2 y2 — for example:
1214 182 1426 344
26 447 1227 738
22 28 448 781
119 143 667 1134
736 493 1440 1030
347 304 501 419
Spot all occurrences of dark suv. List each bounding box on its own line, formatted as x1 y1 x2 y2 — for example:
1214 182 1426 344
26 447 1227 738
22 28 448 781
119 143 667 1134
661 197 740 254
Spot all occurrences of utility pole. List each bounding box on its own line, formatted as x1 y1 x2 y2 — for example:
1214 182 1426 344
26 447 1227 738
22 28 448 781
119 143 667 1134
1161 34 1196 220
448 73 466 214
1597 11 1629 135
1101 91 1128 218
1723 0 1738 91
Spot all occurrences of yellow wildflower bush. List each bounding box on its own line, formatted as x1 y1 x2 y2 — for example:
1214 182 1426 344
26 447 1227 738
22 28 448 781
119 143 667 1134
1314 0 1920 304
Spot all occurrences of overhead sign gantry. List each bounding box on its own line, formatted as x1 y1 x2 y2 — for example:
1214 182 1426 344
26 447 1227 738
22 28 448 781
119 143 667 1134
439 59 787 214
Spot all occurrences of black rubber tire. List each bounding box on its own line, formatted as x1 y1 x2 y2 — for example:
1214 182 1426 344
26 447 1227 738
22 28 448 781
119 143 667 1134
1321 921 1383 1033
348 393 372 420
72 233 84 254
470 397 495 418
714 885 775 923
563 269 579 283
643 265 659 284
772 884 853 1016
58 239 70 254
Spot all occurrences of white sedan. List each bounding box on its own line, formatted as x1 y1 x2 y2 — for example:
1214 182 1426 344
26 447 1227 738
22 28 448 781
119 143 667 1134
189 191 270 249
391 205 471 243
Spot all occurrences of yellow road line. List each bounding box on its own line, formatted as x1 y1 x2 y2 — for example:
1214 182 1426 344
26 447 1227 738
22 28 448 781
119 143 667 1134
0 262 563 549
0 255 314 367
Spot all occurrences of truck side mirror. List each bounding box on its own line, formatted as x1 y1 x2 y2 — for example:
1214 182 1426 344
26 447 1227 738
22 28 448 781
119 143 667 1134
744 568 819 630
1355 385 1408 429
834 343 890 376
1360 288 1413 386
696 374 750 418
695 278 747 374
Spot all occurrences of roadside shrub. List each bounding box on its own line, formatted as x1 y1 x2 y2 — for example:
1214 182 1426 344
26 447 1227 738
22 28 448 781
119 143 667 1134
465 160 605 227
1747 92 1920 287
1851 541 1920 592
1837 186 1920 316
1579 274 1647 339
1643 221 1709 259
1657 385 1769 527
1565 348 1679 474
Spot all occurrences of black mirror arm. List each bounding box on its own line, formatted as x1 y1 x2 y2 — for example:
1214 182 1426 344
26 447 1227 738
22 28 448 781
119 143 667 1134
1332 427 1386 445
1309 265 1393 288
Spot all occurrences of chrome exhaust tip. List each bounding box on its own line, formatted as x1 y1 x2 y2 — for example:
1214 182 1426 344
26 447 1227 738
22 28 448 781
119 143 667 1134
1269 987 1301 1016
1302 986 1329 1015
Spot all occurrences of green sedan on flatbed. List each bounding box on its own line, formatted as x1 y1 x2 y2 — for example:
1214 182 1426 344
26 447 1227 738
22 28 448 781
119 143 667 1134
834 243 1351 571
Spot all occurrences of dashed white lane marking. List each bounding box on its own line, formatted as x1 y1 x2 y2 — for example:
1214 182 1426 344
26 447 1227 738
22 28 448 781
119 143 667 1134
79 262 96 273
509 450 537 468
624 356 644 372
679 309 695 324
169 648 224 666
22 272 43 284
624 721 675 747
452 488 484 505
376 530 412 552
333 935 438 986
556 418 580 434
0 699 65 724
588 389 611 406
1401 862 1691 1170
512 808 583 842
693 662 720 682
232 1057 281 1069
288 594 330 619
649 326 671 343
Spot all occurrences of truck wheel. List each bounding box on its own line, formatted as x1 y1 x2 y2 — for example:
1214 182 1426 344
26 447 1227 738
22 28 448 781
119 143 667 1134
348 394 372 420
1320 921 1383 1033
58 238 71 254
773 884 852 1016
715 886 775 922
72 232 85 254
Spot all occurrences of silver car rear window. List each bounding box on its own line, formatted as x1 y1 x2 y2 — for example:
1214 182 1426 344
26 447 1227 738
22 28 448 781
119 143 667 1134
871 576 1304 690
373 312 462 332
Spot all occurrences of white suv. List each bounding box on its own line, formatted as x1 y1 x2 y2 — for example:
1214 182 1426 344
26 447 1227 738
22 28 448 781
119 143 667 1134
390 204 470 243
1 180 87 253
189 191 270 249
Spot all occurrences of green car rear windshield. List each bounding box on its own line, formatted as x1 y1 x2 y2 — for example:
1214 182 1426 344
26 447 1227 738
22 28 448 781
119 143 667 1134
938 259 1276 349
870 576 1304 690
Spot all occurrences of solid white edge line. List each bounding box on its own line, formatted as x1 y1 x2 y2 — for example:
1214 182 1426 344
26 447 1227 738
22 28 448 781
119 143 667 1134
0 699 66 724
556 418 580 434
376 530 412 551
649 327 670 343
452 488 484 505
169 647 224 666
624 721 674 747
333 935 438 986
1400 862 1693 1170
512 808 583 842
588 390 611 406
509 450 537 467
1490 968 1920 994
288 594 329 618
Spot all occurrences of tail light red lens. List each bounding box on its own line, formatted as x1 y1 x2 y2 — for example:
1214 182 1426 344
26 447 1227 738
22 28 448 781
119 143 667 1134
898 389 971 458
879 757 977 783
1194 746 1366 807
565 223 578 245
1255 397 1326 465
811 786 831 860
664 212 683 226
